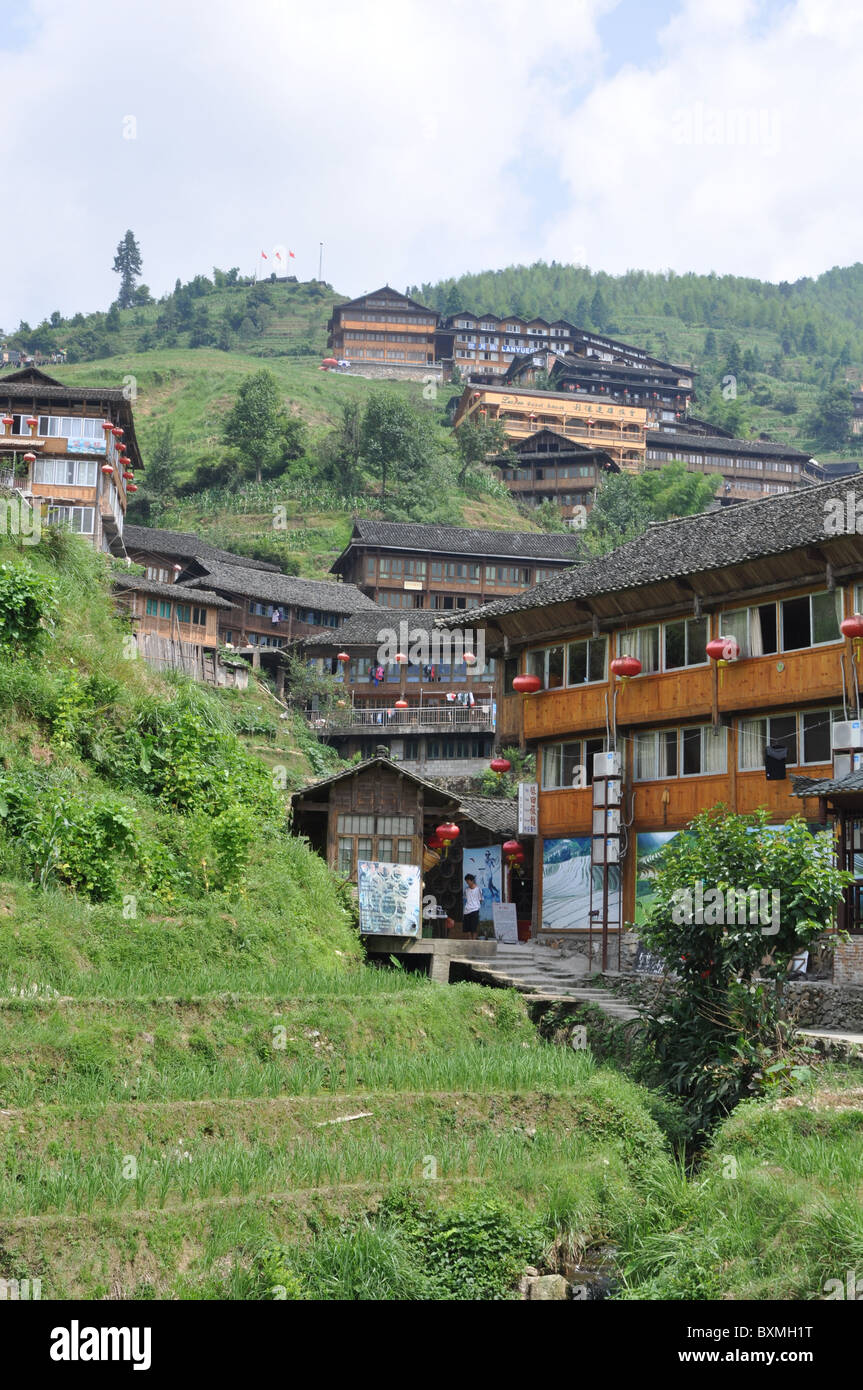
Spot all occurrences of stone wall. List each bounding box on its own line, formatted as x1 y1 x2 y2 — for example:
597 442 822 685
340 364 443 385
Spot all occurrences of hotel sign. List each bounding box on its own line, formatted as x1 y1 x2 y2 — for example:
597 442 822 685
517 782 539 836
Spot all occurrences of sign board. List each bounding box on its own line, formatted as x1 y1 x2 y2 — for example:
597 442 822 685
357 861 421 937
517 782 539 836
492 902 519 944
463 845 501 923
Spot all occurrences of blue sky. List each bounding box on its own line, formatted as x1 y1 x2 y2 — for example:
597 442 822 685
0 0 861 326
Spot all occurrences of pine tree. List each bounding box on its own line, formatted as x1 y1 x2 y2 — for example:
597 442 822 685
112 231 143 310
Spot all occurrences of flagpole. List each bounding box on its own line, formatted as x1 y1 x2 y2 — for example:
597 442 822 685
319 242 323 282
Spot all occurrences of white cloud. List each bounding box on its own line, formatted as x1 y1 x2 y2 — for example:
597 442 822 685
0 0 861 327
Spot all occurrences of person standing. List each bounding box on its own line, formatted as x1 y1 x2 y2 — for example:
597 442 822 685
463 874 481 939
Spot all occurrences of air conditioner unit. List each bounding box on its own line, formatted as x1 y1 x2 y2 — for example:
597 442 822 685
593 750 622 779
833 752 862 780
832 720 863 751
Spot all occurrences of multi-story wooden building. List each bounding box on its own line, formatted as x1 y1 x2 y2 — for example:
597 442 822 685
123 524 280 584
442 474 863 976
0 366 143 555
297 608 497 777
327 287 438 372
645 429 821 501
453 383 648 472
493 429 619 520
508 350 696 424
331 520 584 612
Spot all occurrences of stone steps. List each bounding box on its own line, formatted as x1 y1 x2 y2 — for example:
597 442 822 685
461 951 642 1022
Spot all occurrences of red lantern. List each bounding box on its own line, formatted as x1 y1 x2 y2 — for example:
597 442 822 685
117 443 127 454
336 651 350 663
127 483 138 492
395 699 408 709
395 652 408 664
841 614 863 643
101 464 113 475
435 822 460 855
23 452 36 464
102 421 113 432
123 471 134 481
610 655 642 682
463 651 477 666
706 636 740 665
1 416 13 427
25 416 38 428
490 757 512 776
502 838 522 865
427 834 444 851
512 673 542 696
111 427 123 438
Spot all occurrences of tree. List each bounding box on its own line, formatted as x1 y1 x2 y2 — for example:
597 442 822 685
112 230 143 309
808 383 852 450
639 808 848 1137
800 321 818 355
453 417 511 487
143 421 179 498
589 287 608 331
584 462 717 555
359 392 436 501
222 369 302 485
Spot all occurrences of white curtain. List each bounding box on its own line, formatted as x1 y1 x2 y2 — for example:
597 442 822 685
703 726 727 774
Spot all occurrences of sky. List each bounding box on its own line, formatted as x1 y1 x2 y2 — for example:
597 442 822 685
1 0 862 327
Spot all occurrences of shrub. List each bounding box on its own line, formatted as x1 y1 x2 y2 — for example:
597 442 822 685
0 562 58 654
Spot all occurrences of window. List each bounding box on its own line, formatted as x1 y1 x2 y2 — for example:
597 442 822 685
739 709 839 770
366 557 376 578
634 730 678 781
633 726 727 780
541 738 605 788
37 415 104 440
45 505 94 534
159 601 171 620
145 598 158 617
722 591 841 656
176 604 191 624
192 606 206 626
621 626 660 674
33 458 98 487
567 636 607 685
335 814 415 874
526 644 565 688
663 617 707 670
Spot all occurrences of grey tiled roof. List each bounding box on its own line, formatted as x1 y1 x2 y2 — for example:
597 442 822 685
646 430 812 460
437 471 863 625
182 560 378 613
456 796 519 836
337 520 585 561
298 607 440 648
792 771 863 797
123 525 279 571
112 573 234 609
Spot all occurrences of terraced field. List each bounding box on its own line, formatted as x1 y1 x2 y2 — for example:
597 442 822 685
0 973 668 1299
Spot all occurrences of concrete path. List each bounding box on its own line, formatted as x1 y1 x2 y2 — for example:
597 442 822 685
455 942 642 1022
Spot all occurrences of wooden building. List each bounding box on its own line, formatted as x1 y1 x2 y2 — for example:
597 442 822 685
493 428 619 520
327 287 438 369
297 608 496 776
291 758 525 967
122 526 377 652
0 366 143 556
645 429 821 501
438 474 863 976
504 350 696 424
331 520 584 613
453 383 647 472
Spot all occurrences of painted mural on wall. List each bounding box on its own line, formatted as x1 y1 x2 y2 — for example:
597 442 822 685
462 845 502 923
357 861 421 937
542 837 620 931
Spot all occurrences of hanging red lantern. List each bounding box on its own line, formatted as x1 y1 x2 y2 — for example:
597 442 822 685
502 839 524 868
512 673 542 696
610 655 642 683
25 416 38 428
102 421 113 432
436 822 460 854
490 756 512 776
706 636 740 666
395 652 408 664
111 427 123 438
336 651 350 663
101 464 113 475
463 651 477 666
841 614 863 643
23 452 36 464
126 483 138 492
395 699 408 709
117 443 127 454
1 415 13 427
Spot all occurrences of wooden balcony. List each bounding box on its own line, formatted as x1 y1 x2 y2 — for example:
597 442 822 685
306 704 494 735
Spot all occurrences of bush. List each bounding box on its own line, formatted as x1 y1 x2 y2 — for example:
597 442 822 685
0 561 58 654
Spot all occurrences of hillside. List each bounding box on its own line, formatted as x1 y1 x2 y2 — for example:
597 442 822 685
10 260 863 465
